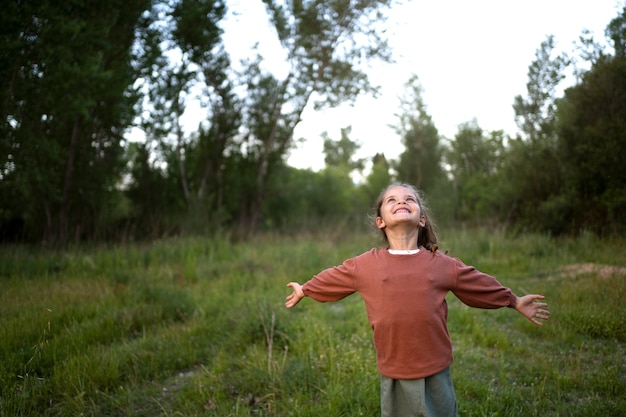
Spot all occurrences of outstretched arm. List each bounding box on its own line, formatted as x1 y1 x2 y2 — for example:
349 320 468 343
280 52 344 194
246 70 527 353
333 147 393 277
285 282 305 308
514 294 550 326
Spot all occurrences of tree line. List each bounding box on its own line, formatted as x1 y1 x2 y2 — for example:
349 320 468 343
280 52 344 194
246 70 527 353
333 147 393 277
1 0 625 243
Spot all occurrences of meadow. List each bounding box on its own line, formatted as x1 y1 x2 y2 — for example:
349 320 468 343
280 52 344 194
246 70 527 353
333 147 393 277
0 228 624 416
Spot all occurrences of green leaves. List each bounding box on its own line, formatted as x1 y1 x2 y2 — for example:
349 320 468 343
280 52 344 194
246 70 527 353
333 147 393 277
513 35 570 144
557 55 626 231
0 0 150 241
393 75 443 193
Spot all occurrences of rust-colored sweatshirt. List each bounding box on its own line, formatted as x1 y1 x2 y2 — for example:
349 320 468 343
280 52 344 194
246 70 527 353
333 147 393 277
302 248 518 379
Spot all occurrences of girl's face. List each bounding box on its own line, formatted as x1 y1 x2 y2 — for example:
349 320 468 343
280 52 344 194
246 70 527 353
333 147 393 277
375 185 426 231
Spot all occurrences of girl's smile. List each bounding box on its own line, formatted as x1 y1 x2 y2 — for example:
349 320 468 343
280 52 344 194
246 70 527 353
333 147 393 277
376 186 426 230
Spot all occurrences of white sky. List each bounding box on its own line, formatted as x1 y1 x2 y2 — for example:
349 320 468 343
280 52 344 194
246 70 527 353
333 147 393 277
213 0 623 171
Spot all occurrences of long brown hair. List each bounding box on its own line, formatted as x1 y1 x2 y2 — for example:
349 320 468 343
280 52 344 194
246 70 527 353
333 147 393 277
373 182 439 252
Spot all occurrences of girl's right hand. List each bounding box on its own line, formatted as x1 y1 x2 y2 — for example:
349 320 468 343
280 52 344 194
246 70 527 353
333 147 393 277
285 282 305 308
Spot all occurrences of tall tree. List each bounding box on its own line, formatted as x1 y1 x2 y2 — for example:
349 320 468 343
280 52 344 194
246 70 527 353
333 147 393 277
363 152 392 201
322 126 365 174
125 141 185 237
171 0 231 222
513 35 570 143
606 5 626 58
237 0 394 232
556 6 626 234
126 0 245 236
133 0 229 227
501 36 571 232
446 121 505 222
393 75 443 194
0 0 151 241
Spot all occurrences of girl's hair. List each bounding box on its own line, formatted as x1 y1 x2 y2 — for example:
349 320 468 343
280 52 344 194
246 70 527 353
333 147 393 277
373 182 439 252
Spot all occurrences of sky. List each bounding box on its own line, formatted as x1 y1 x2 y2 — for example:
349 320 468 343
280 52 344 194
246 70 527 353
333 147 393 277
211 0 623 172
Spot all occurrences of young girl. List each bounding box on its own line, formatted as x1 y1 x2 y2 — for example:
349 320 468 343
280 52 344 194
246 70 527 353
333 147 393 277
285 182 550 417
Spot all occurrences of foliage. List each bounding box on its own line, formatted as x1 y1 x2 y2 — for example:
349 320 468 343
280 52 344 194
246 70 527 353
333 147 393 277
235 0 395 232
322 126 365 175
2 2 626 243
0 231 625 416
444 121 506 222
131 0 233 233
124 142 187 238
127 0 396 236
554 7 625 235
495 36 571 234
607 5 626 58
556 41 626 234
0 0 150 242
362 153 393 202
260 164 368 234
513 35 570 143
480 9 626 235
393 75 444 195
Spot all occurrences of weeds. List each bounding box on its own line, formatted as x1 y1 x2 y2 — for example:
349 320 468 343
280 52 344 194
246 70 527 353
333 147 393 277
0 230 624 416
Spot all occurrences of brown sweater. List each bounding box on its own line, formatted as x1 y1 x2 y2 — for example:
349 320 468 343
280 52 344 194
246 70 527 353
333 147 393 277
302 248 517 379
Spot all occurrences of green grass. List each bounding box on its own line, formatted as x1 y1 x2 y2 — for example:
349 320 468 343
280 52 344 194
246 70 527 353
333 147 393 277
0 229 624 416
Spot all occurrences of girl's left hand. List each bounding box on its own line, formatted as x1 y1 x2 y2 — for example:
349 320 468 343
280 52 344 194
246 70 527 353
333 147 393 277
515 294 551 326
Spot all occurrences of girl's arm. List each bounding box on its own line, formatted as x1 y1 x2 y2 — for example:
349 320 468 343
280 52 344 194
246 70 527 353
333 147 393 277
514 294 551 326
285 282 305 308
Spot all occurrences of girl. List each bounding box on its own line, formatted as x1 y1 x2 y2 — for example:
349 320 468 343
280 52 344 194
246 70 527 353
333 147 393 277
285 182 550 417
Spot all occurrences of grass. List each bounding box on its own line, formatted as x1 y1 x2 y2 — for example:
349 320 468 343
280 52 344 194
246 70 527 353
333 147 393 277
0 229 624 416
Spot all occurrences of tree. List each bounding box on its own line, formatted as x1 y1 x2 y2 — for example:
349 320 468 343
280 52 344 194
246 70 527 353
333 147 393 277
237 0 395 232
363 152 392 201
501 36 571 232
0 0 151 242
125 142 184 238
132 0 230 231
606 5 626 58
445 122 505 222
259 163 364 234
513 35 570 143
556 8 626 233
393 75 443 194
322 126 365 174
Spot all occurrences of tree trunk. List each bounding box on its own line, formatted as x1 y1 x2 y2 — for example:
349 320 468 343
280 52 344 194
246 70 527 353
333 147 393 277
247 75 302 233
59 118 80 242
176 116 190 203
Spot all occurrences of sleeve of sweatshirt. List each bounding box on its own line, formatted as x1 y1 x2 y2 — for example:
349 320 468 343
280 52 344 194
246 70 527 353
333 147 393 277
450 258 517 309
302 257 358 303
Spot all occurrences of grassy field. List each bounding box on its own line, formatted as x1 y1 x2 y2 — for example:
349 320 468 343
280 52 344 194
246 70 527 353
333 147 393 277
0 228 624 416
